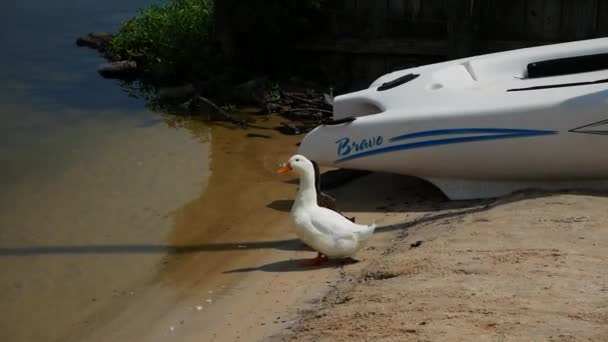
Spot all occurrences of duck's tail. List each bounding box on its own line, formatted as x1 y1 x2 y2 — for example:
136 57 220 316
356 222 377 241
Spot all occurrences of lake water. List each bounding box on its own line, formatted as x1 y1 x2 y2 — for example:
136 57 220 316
0 1 212 341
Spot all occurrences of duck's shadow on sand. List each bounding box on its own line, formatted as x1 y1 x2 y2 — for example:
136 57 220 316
224 257 359 273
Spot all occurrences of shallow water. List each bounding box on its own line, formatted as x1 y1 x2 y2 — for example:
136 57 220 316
0 1 212 341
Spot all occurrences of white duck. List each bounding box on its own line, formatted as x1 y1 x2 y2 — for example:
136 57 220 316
277 154 376 265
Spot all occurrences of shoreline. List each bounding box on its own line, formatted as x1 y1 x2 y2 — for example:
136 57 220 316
69 115 339 341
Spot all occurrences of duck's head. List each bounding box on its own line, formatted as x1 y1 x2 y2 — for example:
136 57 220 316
277 154 315 176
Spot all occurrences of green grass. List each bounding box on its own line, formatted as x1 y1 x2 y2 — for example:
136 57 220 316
110 0 215 80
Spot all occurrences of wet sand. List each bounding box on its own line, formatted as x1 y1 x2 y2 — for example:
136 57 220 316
72 115 334 341
0 114 210 342
0 101 337 341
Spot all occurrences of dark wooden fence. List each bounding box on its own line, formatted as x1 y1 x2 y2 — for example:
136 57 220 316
293 0 608 89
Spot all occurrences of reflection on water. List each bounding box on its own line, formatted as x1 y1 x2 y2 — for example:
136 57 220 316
0 1 154 111
0 1 212 341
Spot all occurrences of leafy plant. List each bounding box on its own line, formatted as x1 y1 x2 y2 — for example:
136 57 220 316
264 82 282 103
110 0 215 80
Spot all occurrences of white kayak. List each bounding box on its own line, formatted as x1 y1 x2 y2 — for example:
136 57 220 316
298 38 608 200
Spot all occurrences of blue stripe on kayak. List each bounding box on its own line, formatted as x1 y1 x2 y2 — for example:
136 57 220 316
389 128 555 142
336 130 558 163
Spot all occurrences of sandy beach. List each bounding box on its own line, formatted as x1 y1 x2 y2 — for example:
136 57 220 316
277 188 608 341
80 117 608 341
166 116 608 341
3 114 608 342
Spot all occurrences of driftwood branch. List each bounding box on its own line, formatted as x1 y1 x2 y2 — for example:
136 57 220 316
288 107 333 115
282 91 329 108
195 96 248 128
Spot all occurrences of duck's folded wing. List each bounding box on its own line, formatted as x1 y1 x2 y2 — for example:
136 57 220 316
301 218 358 253
309 206 363 238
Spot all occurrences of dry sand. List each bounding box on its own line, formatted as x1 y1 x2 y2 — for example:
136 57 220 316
274 181 608 341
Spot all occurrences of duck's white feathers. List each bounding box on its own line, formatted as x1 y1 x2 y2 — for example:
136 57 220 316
309 206 374 239
283 154 376 258
292 205 376 257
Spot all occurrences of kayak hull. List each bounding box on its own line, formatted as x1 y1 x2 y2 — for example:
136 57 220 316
299 38 608 199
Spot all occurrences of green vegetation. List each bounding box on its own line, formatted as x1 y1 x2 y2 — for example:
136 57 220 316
109 0 215 80
108 0 331 111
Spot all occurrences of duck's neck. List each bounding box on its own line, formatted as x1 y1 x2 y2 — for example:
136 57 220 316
295 171 317 208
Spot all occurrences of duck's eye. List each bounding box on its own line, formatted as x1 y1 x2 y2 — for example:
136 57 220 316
295 158 300 162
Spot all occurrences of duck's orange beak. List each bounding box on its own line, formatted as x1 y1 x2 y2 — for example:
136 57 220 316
277 163 292 174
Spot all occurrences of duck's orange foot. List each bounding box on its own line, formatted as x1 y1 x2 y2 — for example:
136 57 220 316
301 252 329 267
